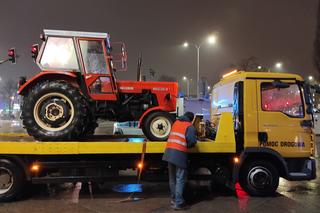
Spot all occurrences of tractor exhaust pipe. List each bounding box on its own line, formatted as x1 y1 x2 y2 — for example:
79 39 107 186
137 53 142 81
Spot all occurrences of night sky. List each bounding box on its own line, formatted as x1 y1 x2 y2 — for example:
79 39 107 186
0 0 318 94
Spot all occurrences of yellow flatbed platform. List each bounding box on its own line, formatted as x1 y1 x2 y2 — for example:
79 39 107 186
0 113 236 155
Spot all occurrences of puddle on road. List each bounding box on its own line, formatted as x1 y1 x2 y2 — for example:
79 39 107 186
112 184 143 193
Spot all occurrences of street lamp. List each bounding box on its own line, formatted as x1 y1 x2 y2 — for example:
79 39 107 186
275 62 282 69
308 76 314 81
207 36 217 44
183 34 217 98
183 76 190 97
267 62 283 72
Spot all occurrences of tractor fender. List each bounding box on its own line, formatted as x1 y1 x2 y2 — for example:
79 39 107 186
18 71 78 96
138 106 167 128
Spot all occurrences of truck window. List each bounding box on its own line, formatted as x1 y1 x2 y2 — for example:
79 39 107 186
79 40 108 74
40 37 79 70
261 82 304 118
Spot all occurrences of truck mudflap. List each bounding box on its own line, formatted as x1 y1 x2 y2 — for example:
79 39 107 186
232 147 317 183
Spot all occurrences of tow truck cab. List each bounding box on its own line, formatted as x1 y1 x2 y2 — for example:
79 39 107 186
211 71 316 186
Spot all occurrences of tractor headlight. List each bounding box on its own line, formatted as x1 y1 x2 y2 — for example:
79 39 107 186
143 104 149 110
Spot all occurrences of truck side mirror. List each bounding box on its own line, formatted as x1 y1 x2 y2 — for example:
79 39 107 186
303 84 313 106
306 105 313 114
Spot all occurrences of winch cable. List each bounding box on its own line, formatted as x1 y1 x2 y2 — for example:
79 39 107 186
119 140 147 202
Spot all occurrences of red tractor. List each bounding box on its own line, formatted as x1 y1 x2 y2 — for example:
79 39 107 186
18 29 178 141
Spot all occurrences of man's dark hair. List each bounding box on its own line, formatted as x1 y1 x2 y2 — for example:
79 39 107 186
184 111 194 122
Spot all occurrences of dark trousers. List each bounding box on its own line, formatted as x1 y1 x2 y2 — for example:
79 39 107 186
168 163 187 206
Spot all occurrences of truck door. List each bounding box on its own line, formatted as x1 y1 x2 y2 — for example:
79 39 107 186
77 38 117 101
257 79 312 157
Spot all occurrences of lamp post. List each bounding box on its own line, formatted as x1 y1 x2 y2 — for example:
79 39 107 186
183 35 217 98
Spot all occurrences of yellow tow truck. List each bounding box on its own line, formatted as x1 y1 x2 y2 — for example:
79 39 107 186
0 71 316 202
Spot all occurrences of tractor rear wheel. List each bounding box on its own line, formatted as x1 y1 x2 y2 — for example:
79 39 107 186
21 81 87 141
142 111 175 141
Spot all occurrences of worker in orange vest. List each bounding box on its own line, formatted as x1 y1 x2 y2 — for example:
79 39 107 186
162 111 197 210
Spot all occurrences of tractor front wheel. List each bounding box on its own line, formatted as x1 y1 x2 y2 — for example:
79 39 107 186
142 111 174 141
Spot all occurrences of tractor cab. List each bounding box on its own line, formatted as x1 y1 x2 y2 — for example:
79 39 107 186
35 29 127 101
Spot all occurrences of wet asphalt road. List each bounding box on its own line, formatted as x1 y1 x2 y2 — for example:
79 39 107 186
0 119 320 213
0 168 319 213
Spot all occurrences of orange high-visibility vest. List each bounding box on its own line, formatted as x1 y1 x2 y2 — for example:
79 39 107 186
166 120 192 152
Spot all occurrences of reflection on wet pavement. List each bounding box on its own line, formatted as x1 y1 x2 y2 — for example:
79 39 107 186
112 184 143 193
0 170 318 213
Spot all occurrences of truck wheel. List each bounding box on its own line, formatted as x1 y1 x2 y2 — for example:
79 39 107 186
21 81 87 141
142 111 174 141
239 160 279 197
0 159 25 202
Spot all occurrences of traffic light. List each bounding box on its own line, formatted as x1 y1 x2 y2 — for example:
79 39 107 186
31 44 39 60
8 48 16 64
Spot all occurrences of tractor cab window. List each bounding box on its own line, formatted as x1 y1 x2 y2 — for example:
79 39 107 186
40 37 79 70
261 82 304 118
79 40 108 74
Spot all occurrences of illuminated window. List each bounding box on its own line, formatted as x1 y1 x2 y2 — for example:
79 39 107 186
79 40 108 74
261 83 304 117
40 37 79 70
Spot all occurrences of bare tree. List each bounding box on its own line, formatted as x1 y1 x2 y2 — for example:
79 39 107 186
158 75 177 82
314 1 320 73
231 56 260 71
0 79 17 111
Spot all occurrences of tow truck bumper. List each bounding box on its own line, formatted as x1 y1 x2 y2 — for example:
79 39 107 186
285 158 316 181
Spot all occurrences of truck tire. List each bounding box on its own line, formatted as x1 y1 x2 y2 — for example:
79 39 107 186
21 81 87 141
239 160 279 197
0 159 25 202
142 111 174 141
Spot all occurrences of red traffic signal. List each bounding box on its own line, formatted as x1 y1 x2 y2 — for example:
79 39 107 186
31 44 39 60
8 48 16 64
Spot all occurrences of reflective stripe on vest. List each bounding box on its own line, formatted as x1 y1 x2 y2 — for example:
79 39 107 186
166 120 192 153
170 132 186 139
167 138 187 147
